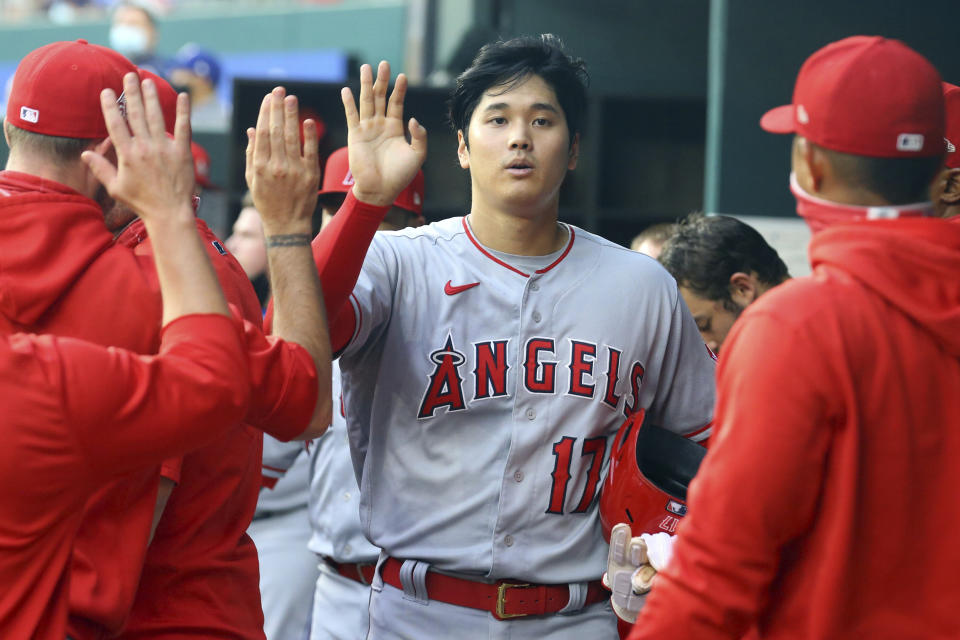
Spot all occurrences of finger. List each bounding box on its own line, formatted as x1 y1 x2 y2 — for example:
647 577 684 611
245 127 255 185
172 92 192 159
386 71 407 121
99 88 131 149
254 93 272 167
357 64 374 121
140 78 165 140
629 538 648 567
373 60 389 118
341 87 359 130
609 523 631 565
301 119 320 185
121 71 150 139
408 117 428 160
269 87 286 163
632 565 657 593
283 94 301 161
80 150 118 190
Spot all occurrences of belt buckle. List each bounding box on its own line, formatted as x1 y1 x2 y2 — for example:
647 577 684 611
495 581 534 619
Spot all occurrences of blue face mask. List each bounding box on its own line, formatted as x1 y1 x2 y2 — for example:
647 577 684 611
110 24 149 59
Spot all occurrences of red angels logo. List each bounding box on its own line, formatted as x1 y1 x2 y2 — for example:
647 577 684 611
342 169 355 187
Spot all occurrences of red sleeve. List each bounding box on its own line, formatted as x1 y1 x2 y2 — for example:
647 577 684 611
264 190 389 354
630 309 834 640
160 457 183 484
60 314 251 479
243 317 318 441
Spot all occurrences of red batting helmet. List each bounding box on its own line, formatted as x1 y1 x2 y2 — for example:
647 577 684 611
599 410 706 541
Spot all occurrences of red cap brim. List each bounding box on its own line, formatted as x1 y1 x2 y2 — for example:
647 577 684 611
760 104 796 134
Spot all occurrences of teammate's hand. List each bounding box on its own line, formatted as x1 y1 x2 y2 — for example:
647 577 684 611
245 87 320 235
602 524 676 623
341 61 427 207
82 71 195 224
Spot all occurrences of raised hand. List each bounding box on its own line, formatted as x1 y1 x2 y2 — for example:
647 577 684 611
245 87 321 235
82 72 195 223
341 61 427 207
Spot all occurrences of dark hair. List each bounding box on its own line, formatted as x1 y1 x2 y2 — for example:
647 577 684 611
659 214 789 308
448 34 588 148
4 122 94 163
819 145 944 205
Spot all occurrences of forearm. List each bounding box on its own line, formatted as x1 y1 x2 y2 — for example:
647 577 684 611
263 221 333 430
143 205 230 324
310 190 389 351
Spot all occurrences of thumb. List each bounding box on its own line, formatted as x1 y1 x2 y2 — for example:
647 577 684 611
409 117 427 160
81 150 117 192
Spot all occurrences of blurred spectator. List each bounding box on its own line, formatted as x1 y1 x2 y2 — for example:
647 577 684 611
168 43 230 131
225 192 270 308
658 213 789 354
110 2 166 75
630 222 677 258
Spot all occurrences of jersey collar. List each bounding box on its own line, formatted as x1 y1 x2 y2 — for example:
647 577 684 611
461 216 575 278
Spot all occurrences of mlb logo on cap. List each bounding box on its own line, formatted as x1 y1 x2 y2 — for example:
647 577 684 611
19 106 38 124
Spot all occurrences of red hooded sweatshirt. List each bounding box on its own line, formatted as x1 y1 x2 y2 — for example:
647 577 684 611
632 218 960 639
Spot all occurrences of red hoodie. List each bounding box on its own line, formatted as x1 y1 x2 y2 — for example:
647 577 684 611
632 218 960 640
115 218 317 640
0 315 249 640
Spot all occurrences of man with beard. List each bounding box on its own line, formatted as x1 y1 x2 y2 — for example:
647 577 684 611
658 214 789 355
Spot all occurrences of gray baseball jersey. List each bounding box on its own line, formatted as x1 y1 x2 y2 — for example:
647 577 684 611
339 216 715 586
259 362 378 640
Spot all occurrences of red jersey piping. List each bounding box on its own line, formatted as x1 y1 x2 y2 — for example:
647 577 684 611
461 217 575 278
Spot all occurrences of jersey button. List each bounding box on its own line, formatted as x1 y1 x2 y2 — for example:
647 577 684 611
532 311 542 323
504 535 514 547
514 470 524 482
525 408 536 420
530 282 540 291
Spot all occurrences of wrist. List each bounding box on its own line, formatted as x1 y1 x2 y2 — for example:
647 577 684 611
265 232 312 249
140 204 196 234
351 187 395 208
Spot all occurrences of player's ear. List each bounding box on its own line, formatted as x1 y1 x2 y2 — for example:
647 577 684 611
567 132 580 171
940 168 960 204
728 272 758 306
457 129 470 170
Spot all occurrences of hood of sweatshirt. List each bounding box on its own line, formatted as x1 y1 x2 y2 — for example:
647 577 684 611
809 217 960 356
0 171 114 327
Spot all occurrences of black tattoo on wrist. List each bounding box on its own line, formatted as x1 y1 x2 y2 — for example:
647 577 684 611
265 234 311 247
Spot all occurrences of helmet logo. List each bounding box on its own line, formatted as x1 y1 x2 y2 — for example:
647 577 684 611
666 500 687 517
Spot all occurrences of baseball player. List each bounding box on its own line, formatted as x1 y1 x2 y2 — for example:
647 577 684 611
0 55 249 640
257 147 425 640
658 214 790 354
0 47 327 638
633 36 960 640
113 83 330 640
290 35 715 638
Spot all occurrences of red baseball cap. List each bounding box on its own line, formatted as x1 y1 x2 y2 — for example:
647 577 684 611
138 68 178 135
943 83 960 169
191 141 216 190
319 146 424 215
7 39 136 139
760 36 945 158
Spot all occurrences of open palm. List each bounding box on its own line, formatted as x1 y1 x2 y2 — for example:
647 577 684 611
341 61 427 207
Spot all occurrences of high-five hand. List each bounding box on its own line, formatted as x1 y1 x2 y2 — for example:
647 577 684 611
245 87 321 235
81 72 195 223
341 61 426 207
